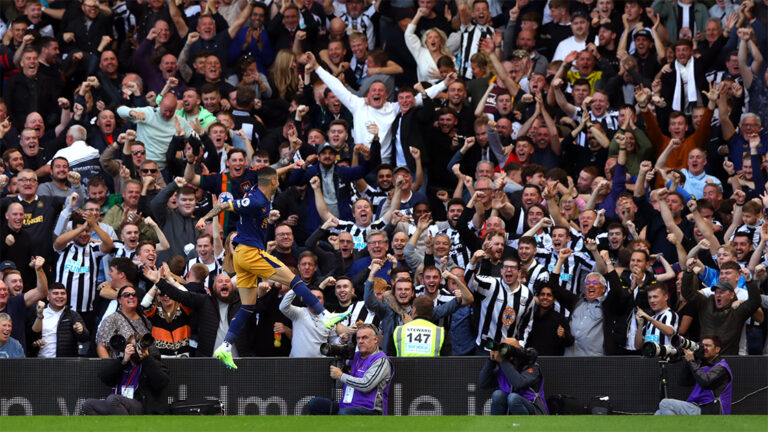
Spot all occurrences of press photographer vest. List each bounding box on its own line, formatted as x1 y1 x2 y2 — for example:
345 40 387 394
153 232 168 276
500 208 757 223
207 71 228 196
686 359 733 414
497 363 549 415
393 318 444 357
339 351 393 414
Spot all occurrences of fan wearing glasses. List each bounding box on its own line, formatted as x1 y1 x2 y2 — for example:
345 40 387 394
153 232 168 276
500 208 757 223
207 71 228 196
100 131 147 194
548 248 629 357
95 286 151 359
138 160 166 200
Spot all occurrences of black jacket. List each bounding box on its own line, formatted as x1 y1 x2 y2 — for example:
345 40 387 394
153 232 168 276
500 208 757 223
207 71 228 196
267 10 318 53
157 279 252 357
528 307 574 356
248 287 292 357
97 352 170 414
391 97 435 172
659 57 708 115
3 73 60 130
0 195 65 261
62 15 114 55
35 307 90 357
304 226 356 278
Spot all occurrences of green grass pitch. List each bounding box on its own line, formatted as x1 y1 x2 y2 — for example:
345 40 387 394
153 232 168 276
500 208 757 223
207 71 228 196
2 415 765 432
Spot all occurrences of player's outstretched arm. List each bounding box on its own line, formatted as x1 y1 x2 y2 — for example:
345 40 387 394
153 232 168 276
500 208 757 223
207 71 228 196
196 202 230 231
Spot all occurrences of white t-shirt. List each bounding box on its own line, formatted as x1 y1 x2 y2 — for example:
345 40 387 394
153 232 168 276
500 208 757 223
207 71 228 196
38 307 64 358
552 36 587 63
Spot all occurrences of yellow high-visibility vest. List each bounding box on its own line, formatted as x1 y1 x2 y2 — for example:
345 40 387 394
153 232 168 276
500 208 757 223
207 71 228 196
393 318 444 357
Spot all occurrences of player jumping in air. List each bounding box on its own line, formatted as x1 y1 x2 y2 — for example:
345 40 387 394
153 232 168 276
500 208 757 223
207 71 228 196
196 166 350 369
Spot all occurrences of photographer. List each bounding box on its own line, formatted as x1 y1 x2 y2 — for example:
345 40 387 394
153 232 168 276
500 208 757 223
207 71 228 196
478 338 548 415
95 286 151 359
655 335 732 415
307 324 394 415
81 335 170 415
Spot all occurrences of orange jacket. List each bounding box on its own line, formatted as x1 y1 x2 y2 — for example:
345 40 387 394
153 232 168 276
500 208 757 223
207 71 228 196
641 107 714 169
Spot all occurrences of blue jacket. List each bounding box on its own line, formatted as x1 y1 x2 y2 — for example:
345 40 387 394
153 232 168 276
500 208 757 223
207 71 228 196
289 160 373 232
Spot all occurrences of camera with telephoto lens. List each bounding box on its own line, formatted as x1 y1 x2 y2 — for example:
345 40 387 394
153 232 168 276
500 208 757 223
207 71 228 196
110 333 154 362
320 342 356 360
109 334 127 357
671 334 700 351
138 333 154 349
320 342 355 373
483 338 538 362
130 334 155 363
133 333 154 360
641 342 683 361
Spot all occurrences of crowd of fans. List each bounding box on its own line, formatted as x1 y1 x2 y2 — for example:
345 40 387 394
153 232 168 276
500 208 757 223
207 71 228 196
0 0 767 363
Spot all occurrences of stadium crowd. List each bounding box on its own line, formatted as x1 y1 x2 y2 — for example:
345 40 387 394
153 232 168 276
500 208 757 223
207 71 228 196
0 0 767 365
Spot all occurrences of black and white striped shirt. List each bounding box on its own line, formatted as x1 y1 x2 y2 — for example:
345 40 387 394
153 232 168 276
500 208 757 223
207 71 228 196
415 285 455 306
101 241 137 283
111 241 136 259
731 222 762 249
340 300 380 328
640 308 679 346
456 24 495 79
520 259 550 296
340 4 376 48
56 242 107 312
431 225 471 269
355 185 389 215
544 250 595 317
466 263 536 347
331 219 387 251
573 108 621 147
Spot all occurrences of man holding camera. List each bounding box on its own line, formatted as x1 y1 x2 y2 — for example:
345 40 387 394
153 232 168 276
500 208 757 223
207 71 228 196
307 324 394 415
478 337 548 415
81 334 170 415
655 335 732 415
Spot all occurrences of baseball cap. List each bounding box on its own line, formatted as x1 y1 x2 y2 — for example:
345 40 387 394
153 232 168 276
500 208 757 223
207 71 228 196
393 8 413 22
317 142 338 154
393 165 411 175
634 29 653 40
0 260 17 272
713 280 735 292
512 49 529 59
571 10 588 21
